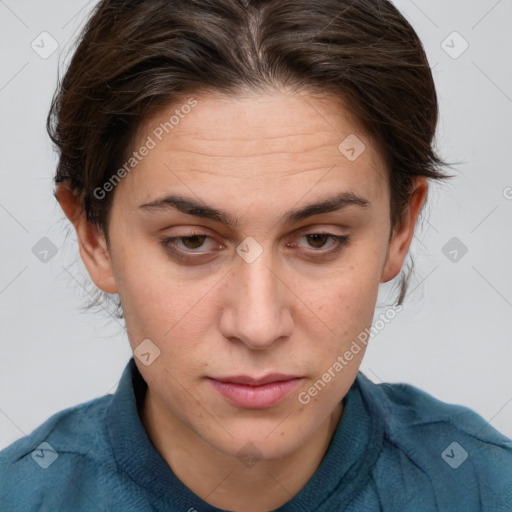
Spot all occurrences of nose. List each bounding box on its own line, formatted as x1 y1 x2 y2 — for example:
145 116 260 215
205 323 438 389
219 243 294 350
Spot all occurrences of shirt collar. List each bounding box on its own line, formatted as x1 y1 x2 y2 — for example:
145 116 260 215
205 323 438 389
107 358 383 511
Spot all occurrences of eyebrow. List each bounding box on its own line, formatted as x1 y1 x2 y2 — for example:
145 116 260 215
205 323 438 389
138 191 370 227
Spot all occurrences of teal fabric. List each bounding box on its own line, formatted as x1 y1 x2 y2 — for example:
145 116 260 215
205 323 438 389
1 357 511 511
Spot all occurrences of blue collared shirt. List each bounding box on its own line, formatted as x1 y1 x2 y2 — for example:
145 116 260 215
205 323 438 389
1 358 511 511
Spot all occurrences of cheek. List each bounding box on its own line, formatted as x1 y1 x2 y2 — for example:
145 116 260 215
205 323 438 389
307 254 383 341
110 238 219 350
296 266 380 408
111 218 385 358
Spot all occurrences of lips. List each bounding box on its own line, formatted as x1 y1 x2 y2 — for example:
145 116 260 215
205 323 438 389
208 374 302 409
212 374 300 386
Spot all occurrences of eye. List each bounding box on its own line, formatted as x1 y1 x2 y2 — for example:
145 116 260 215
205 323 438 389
161 233 218 254
290 232 350 256
159 230 350 263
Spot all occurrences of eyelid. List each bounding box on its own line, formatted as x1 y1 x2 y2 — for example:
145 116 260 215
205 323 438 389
159 229 350 263
162 232 222 250
160 225 348 246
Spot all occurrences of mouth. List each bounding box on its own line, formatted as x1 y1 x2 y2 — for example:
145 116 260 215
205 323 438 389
207 374 303 409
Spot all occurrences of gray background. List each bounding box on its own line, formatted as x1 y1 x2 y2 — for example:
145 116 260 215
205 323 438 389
1 0 511 450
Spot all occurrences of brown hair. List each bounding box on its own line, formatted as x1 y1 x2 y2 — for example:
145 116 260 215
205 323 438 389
48 0 453 315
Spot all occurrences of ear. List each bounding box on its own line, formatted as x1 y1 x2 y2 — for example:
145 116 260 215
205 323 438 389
380 177 428 283
56 183 118 294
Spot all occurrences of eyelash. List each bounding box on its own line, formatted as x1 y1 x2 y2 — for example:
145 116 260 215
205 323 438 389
160 231 350 262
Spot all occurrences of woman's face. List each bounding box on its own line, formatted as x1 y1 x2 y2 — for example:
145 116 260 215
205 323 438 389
86 89 422 460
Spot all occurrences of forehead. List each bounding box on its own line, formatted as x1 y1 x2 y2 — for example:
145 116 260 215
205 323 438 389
121 89 389 207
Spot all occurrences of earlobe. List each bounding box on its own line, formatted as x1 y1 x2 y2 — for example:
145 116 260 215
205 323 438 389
380 178 428 283
56 183 118 294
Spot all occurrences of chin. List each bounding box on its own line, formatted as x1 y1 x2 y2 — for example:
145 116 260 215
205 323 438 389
202 418 310 462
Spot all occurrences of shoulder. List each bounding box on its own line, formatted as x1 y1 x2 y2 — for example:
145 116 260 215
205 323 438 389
355 372 512 511
0 393 117 510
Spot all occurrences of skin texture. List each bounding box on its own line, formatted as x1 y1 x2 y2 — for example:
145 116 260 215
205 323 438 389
57 89 427 512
